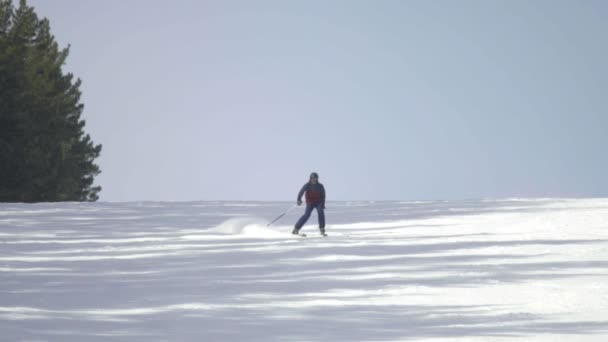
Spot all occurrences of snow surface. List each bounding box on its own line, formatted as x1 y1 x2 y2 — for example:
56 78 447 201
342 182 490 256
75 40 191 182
1 199 608 341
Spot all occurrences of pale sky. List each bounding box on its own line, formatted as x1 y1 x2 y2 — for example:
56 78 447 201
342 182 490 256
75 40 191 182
28 0 608 202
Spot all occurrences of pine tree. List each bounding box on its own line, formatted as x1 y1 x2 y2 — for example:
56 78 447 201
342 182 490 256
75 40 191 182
0 0 102 202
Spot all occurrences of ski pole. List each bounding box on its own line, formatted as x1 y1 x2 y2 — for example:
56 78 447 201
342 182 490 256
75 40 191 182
267 204 297 226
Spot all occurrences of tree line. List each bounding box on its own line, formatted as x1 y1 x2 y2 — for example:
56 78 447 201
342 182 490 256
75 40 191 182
0 0 101 202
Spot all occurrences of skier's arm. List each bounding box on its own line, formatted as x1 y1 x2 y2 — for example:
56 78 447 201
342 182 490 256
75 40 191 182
297 184 307 205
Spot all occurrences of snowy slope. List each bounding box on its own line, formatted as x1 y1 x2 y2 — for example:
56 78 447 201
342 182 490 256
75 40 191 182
1 199 608 341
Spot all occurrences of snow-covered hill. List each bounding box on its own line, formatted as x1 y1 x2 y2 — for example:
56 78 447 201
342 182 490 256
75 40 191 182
1 199 608 341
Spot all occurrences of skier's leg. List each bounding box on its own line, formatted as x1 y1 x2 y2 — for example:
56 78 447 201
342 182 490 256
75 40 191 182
294 205 313 233
317 205 325 234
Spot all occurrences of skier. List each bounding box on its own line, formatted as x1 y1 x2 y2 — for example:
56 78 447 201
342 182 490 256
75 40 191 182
293 172 327 236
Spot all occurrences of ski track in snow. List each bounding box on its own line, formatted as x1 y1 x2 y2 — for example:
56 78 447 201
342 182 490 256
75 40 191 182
1 199 608 341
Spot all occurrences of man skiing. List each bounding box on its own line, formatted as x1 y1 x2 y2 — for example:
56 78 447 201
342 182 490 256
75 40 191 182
293 172 327 236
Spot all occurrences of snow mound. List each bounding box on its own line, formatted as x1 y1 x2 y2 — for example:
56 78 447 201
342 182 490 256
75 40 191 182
208 217 287 238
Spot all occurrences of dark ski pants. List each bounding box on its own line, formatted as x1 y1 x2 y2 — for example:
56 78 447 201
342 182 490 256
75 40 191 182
295 204 325 232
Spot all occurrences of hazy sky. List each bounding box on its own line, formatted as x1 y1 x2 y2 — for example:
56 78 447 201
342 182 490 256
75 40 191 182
28 0 608 202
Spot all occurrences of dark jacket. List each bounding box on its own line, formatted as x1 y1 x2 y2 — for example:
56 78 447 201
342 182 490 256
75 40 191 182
298 182 326 207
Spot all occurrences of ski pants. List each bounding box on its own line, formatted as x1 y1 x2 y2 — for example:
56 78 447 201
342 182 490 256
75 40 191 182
295 204 325 231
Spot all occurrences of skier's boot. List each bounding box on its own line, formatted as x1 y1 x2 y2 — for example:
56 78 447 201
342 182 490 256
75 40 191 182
292 228 306 237
320 228 327 237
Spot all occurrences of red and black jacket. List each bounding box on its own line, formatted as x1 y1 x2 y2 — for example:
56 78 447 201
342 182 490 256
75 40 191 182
297 182 326 207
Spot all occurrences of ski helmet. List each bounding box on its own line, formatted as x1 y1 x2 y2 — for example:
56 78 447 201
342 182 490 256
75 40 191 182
310 172 319 179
